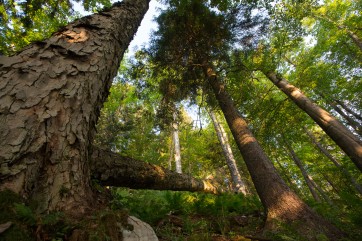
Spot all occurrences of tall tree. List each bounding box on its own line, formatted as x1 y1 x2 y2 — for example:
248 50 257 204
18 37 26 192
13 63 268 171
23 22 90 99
205 66 342 239
264 71 362 172
172 111 183 173
284 140 321 203
0 0 150 213
146 0 344 238
304 127 362 195
208 109 249 195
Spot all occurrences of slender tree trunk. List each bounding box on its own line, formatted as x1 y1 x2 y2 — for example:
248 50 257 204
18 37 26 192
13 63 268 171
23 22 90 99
264 71 362 172
90 147 220 194
330 102 362 136
274 157 306 199
0 0 150 214
314 14 362 52
204 65 344 240
172 112 182 174
305 127 362 195
335 99 362 122
284 142 322 203
208 109 249 195
308 175 335 206
168 134 174 170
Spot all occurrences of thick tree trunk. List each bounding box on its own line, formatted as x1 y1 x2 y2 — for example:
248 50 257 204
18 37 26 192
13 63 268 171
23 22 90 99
205 65 344 240
172 112 182 174
305 127 362 195
90 147 219 194
0 0 150 213
208 109 249 195
264 71 362 172
285 143 321 203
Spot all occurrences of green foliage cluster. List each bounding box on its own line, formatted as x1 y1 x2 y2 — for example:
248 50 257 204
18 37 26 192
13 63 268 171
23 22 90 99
0 190 73 241
110 188 265 240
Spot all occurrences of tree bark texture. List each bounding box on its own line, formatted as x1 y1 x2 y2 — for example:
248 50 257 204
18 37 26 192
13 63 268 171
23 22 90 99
0 0 150 213
90 147 220 194
265 72 362 172
172 112 182 174
305 127 362 195
208 109 249 195
205 65 344 240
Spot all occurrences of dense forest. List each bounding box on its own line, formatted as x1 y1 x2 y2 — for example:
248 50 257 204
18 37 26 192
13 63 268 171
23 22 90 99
0 0 361 240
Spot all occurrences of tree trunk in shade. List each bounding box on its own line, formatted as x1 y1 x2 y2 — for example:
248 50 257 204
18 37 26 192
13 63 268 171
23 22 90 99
172 112 182 174
0 0 150 214
264 71 362 172
329 102 362 136
304 127 362 195
204 64 344 240
208 109 249 195
335 99 362 122
284 143 321 203
90 147 220 194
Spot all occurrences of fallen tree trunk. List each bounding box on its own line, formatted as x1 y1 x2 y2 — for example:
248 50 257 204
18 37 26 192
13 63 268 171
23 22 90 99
90 147 220 194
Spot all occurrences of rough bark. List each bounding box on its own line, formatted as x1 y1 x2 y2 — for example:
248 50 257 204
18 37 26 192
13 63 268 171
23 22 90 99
205 65 344 240
264 71 362 172
305 127 362 195
0 0 150 213
285 143 321 203
90 147 220 194
172 112 182 174
208 109 249 195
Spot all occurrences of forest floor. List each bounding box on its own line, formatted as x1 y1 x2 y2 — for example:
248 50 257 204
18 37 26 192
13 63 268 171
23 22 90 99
1 188 361 240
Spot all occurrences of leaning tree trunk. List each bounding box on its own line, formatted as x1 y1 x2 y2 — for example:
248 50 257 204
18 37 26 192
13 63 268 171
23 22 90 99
0 0 150 214
90 147 220 194
204 65 344 240
329 102 362 136
264 71 362 172
304 127 362 195
208 109 249 195
335 99 362 122
172 112 182 174
284 143 321 203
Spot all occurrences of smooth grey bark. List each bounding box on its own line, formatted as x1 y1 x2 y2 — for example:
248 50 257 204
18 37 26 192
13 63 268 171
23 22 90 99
172 112 182 174
168 135 174 170
0 0 150 213
208 109 249 195
265 72 362 172
90 147 220 194
305 127 362 195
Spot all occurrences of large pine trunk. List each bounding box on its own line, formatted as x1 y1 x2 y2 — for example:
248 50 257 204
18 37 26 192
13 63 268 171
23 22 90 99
0 0 149 214
205 66 344 240
265 71 362 172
